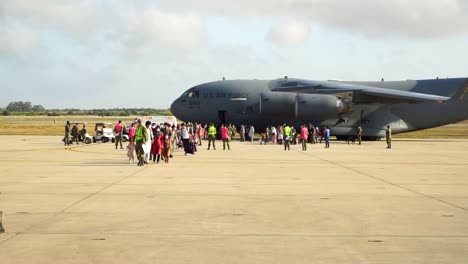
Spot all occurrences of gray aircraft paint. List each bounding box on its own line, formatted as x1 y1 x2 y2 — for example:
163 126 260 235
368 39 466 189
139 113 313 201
170 78 468 138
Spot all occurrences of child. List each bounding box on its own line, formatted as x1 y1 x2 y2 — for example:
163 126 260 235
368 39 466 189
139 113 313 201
259 133 266 145
126 139 135 164
162 136 171 164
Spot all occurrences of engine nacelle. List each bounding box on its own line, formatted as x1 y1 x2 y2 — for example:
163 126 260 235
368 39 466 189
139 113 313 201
260 92 353 121
295 94 353 120
260 92 296 118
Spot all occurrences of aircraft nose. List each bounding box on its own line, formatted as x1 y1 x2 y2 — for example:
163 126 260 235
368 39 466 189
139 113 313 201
170 99 181 119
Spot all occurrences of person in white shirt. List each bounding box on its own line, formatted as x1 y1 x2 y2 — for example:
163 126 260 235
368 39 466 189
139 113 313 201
143 121 153 164
180 123 190 155
270 126 277 144
248 125 255 142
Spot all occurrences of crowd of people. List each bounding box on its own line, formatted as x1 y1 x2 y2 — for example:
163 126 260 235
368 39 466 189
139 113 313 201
63 121 87 145
64 119 393 166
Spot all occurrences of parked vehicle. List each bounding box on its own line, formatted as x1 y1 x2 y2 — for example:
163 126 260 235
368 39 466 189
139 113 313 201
93 123 115 143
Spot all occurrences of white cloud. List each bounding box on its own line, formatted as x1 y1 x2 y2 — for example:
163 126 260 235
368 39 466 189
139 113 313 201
122 10 203 49
266 21 310 46
3 0 97 34
0 27 36 55
157 0 468 38
294 0 467 38
1 0 468 109
2 0 204 52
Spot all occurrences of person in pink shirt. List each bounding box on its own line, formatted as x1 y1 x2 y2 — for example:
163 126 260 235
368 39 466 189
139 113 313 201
128 123 136 141
300 124 309 151
221 124 231 150
114 120 124 149
197 123 204 146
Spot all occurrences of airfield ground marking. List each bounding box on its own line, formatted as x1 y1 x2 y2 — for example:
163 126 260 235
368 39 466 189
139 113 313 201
295 149 468 213
1 140 467 244
0 145 149 244
0 233 20 246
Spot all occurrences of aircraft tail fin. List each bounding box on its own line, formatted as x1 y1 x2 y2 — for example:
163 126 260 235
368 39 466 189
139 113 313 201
449 78 468 101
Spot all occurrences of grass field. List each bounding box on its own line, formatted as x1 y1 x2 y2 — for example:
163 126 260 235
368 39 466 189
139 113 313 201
0 116 135 136
394 122 468 139
0 116 467 138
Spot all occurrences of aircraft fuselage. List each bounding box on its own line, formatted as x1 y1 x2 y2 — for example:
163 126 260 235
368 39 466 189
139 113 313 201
170 78 468 137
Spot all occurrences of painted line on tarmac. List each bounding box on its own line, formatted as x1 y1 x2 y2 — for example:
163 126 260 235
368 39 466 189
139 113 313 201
0 233 20 246
3 232 468 238
295 149 468 213
5 162 149 239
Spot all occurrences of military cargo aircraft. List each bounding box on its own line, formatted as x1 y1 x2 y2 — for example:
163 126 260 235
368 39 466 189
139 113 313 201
170 77 468 139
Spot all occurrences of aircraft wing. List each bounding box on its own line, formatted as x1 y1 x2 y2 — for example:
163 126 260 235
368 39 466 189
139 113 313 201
271 81 450 104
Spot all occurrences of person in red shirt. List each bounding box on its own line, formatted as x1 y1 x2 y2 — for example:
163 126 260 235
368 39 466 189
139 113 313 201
300 124 309 151
221 124 230 150
151 125 164 163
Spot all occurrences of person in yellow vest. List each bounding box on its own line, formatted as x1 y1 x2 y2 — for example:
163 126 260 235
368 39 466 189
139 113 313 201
207 123 217 150
283 124 292 151
135 119 148 166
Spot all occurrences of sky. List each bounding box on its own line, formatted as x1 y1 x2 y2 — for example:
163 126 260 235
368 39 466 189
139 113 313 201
1 0 468 109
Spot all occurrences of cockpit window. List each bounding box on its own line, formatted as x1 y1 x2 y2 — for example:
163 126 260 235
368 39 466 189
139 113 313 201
187 90 199 98
182 88 193 97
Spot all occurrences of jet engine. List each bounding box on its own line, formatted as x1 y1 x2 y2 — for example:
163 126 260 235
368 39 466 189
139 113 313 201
259 92 296 118
260 92 352 120
295 94 353 120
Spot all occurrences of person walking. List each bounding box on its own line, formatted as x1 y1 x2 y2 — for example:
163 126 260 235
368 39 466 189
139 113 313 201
230 124 237 141
277 126 283 145
207 123 217 150
221 124 230 150
357 126 363 145
64 121 71 146
151 126 164 163
291 126 297 145
169 125 177 158
197 123 204 146
162 133 171 163
265 126 270 143
135 119 148 166
114 120 124 149
181 123 190 155
311 125 316 144
240 125 245 142
270 125 277 144
128 123 136 141
144 121 152 164
283 124 292 150
80 124 87 143
386 125 392 149
300 124 309 151
248 125 255 142
324 126 331 148
71 123 79 144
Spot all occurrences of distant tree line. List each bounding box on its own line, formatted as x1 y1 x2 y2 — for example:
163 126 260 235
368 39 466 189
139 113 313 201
4 101 45 113
2 102 171 116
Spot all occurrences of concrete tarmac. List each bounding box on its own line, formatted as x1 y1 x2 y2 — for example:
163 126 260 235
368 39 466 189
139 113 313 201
0 136 467 263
